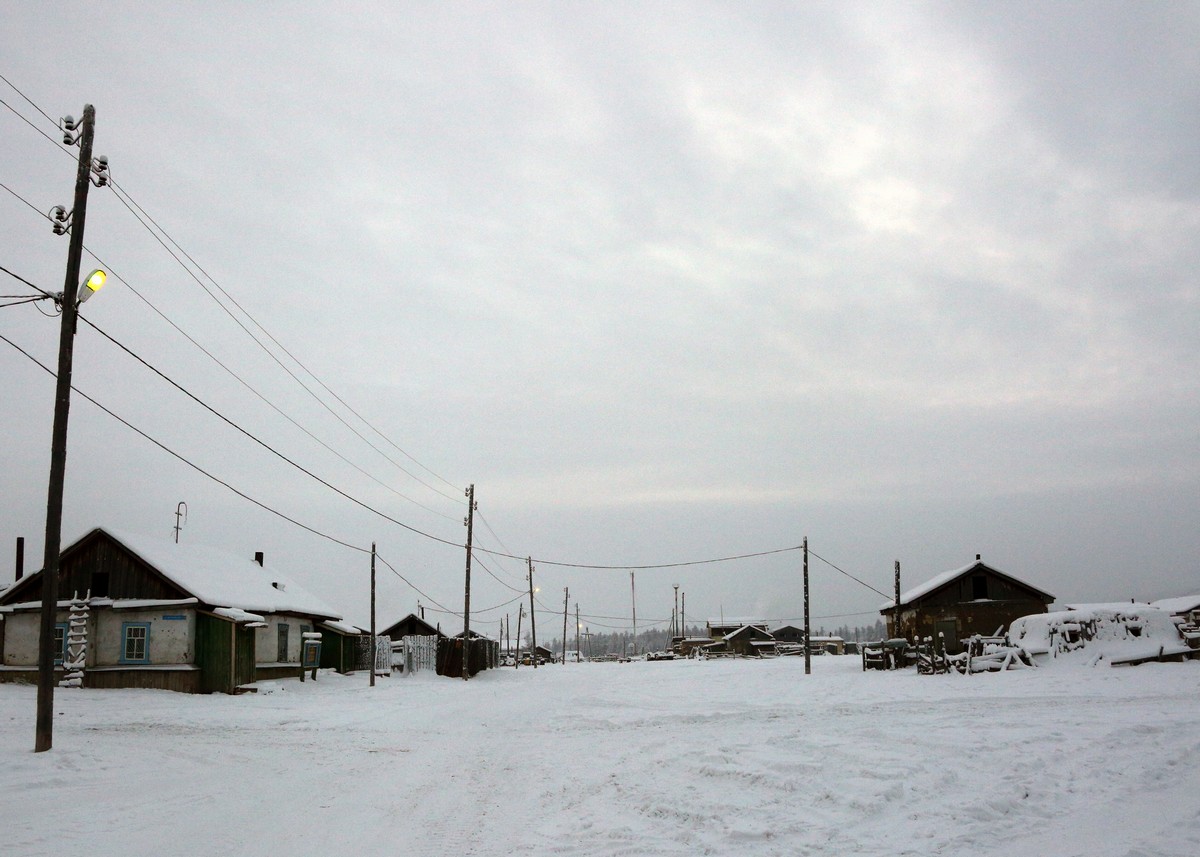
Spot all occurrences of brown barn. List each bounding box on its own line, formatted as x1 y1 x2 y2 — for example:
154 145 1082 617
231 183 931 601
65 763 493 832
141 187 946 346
881 556 1053 654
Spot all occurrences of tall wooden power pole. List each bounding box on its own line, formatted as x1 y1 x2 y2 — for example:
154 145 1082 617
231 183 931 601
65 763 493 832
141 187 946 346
462 484 476 680
575 604 580 661
630 571 637 656
561 587 569 664
527 557 538 668
803 537 811 676
370 542 376 687
37 104 102 753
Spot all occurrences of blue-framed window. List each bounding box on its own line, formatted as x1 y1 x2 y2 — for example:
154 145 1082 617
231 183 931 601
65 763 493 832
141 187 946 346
120 622 151 664
54 622 68 666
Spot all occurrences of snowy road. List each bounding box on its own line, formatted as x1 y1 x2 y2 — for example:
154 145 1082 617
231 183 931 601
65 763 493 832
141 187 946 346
2 656 1199 856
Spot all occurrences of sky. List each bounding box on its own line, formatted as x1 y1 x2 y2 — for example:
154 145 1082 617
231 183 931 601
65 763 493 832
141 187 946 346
2 2 1197 640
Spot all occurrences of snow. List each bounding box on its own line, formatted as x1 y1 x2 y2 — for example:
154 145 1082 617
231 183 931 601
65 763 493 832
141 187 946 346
1151 595 1200 615
95 528 342 619
3 656 1200 855
1009 605 1186 664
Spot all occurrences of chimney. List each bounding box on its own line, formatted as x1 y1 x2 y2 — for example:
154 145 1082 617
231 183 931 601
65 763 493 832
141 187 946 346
254 551 264 567
15 536 24 581
976 554 981 561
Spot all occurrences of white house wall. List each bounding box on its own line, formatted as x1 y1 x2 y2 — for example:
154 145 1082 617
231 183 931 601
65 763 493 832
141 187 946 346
2 606 196 667
254 615 316 665
1 610 52 665
94 608 195 667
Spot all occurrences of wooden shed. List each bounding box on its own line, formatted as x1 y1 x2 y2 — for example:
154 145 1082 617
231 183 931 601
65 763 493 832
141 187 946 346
880 556 1053 654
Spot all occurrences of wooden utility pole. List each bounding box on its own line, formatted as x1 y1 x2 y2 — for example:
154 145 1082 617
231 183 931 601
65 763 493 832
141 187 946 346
575 604 580 661
561 587 569 664
514 605 523 668
803 537 811 676
894 560 901 639
681 592 686 639
462 484 476 681
673 584 679 641
370 542 377 687
527 557 538 668
630 571 637 656
37 104 101 753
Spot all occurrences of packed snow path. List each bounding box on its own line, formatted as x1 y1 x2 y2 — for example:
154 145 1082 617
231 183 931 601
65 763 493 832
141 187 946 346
3 656 1199 856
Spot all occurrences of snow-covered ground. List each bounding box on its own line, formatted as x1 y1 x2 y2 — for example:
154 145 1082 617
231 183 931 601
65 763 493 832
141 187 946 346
3 656 1199 856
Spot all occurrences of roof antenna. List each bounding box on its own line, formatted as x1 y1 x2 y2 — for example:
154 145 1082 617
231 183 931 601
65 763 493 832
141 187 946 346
173 501 188 544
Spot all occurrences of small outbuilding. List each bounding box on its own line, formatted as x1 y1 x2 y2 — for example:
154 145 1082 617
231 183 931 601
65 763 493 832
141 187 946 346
880 556 1053 654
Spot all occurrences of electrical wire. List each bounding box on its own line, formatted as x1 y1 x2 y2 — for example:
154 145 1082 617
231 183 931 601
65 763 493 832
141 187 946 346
0 73 60 128
75 248 460 524
75 313 466 552
373 553 455 615
808 550 892 599
0 330 369 554
106 179 465 505
0 95 72 155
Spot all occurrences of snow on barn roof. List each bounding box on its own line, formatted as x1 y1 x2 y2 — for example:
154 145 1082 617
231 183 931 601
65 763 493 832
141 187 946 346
89 528 342 621
880 559 1053 611
1149 595 1200 615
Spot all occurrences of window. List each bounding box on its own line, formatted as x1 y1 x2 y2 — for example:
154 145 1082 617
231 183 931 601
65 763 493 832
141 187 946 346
91 570 110 598
54 622 68 666
121 622 150 664
971 575 988 600
277 623 290 662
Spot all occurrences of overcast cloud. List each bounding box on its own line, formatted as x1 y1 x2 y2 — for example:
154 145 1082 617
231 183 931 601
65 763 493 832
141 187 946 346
2 3 1197 637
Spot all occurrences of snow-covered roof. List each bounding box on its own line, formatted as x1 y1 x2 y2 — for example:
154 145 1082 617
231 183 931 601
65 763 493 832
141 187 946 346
1149 595 1200 615
880 560 1053 610
723 624 773 641
70 528 342 621
707 618 768 628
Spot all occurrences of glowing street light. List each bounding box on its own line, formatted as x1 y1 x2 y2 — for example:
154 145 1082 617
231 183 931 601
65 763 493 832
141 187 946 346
78 268 106 303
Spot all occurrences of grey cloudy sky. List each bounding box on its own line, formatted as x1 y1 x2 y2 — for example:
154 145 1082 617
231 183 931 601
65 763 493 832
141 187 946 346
2 2 1197 638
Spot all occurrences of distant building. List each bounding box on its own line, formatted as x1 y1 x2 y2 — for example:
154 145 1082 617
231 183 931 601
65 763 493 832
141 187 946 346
880 556 1053 654
380 612 443 641
706 618 769 639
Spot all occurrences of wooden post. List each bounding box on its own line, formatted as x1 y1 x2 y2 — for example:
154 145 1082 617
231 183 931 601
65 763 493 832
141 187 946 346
462 484 476 680
527 557 538 668
369 542 376 687
630 571 637 656
803 537 811 676
894 560 901 639
561 587 569 664
37 104 101 752
514 604 523 668
575 604 580 661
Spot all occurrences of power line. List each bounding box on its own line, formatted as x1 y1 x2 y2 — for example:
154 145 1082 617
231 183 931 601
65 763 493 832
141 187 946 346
0 73 464 508
374 553 455 615
0 95 72 155
0 179 58 225
0 73 60 129
73 313 466 552
106 179 465 504
808 550 891 599
79 248 458 523
0 330 368 554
